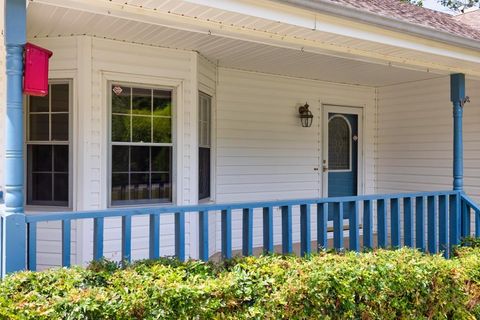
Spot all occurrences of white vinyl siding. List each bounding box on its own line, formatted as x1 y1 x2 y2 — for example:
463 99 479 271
377 77 480 201
25 37 78 271
214 68 376 253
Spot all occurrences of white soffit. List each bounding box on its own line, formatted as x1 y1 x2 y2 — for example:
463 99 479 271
28 2 452 86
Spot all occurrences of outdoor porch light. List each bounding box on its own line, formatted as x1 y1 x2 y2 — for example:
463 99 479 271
298 102 313 127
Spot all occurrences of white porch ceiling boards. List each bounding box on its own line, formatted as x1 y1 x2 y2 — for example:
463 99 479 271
28 1 448 86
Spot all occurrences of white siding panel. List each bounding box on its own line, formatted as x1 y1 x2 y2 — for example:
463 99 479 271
215 68 376 251
0 5 5 203
27 37 78 270
81 38 197 263
197 55 217 257
377 77 480 199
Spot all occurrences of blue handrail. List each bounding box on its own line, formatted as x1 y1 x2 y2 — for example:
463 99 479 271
24 190 477 271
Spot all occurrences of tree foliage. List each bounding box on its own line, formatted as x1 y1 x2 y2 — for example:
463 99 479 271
402 0 479 11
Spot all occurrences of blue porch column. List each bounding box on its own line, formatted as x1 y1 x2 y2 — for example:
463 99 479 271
2 0 27 275
451 73 465 191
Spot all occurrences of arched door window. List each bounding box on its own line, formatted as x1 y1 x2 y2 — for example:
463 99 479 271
328 115 351 171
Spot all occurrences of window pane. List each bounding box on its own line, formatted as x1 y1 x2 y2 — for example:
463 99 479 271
30 95 49 113
51 114 69 141
199 147 211 200
112 173 129 201
153 117 171 143
130 173 150 200
112 115 131 142
328 116 351 170
112 85 131 114
132 88 152 116
31 173 52 201
53 173 69 202
151 147 171 172
51 84 69 112
112 146 129 172
132 116 151 143
53 145 69 172
153 90 171 116
151 173 171 201
29 114 49 141
130 146 149 172
30 145 52 172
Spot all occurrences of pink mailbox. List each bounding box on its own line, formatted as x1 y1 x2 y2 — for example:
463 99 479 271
23 43 53 97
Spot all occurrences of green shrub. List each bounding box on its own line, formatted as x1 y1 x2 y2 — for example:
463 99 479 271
0 248 479 319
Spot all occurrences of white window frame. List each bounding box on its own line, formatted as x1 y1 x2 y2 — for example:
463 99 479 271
25 79 74 209
107 80 177 207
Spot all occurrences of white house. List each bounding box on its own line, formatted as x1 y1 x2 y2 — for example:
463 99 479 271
1 0 480 273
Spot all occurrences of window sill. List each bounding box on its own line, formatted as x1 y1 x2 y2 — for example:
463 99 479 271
25 206 72 215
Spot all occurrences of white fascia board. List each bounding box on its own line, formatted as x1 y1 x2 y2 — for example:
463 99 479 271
31 0 480 76
183 0 480 64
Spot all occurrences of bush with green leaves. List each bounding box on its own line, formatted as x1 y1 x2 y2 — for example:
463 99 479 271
1 248 480 319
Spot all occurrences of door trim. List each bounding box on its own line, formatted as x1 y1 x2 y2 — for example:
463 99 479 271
321 104 364 198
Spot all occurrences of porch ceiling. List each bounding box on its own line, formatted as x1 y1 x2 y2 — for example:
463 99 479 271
28 2 447 87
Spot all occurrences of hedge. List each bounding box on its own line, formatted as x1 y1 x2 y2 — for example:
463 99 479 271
1 247 480 319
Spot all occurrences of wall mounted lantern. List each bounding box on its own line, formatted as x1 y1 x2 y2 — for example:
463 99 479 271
298 102 313 127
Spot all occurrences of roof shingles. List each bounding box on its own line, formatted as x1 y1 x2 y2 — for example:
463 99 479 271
312 0 480 41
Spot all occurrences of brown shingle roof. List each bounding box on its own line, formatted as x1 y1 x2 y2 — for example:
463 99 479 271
305 0 480 41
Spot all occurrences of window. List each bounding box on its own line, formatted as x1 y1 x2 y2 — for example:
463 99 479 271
27 82 70 206
198 92 211 200
328 115 351 171
110 84 173 206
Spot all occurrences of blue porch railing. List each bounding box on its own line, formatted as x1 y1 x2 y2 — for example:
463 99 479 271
22 190 480 271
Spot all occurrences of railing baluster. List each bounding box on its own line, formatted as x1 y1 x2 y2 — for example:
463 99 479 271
242 208 253 256
462 202 471 238
391 198 400 247
475 208 480 238
281 205 292 254
27 222 37 271
122 216 132 262
363 200 373 249
449 193 461 248
175 212 185 262
221 209 232 259
62 220 71 267
349 201 359 252
300 204 311 256
416 197 425 251
333 202 344 250
403 197 413 248
263 207 274 253
149 214 160 259
199 211 209 261
377 199 387 248
427 196 437 254
438 195 448 257
317 203 328 251
93 217 104 260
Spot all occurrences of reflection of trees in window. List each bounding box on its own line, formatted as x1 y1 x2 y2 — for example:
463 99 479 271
110 84 173 205
328 116 350 171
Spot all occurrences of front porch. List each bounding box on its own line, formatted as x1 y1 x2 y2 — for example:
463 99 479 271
2 0 480 274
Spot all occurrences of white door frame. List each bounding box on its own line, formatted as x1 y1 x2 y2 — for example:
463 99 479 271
321 104 364 198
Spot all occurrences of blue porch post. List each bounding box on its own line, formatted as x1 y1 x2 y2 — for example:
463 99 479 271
451 73 465 192
450 73 465 247
2 0 27 275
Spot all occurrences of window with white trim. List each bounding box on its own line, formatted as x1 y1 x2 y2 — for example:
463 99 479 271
26 82 71 206
110 84 173 206
198 92 211 200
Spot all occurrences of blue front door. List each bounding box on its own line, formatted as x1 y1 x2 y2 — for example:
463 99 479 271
327 113 358 198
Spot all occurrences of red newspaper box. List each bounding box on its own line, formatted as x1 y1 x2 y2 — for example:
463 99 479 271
23 43 53 96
